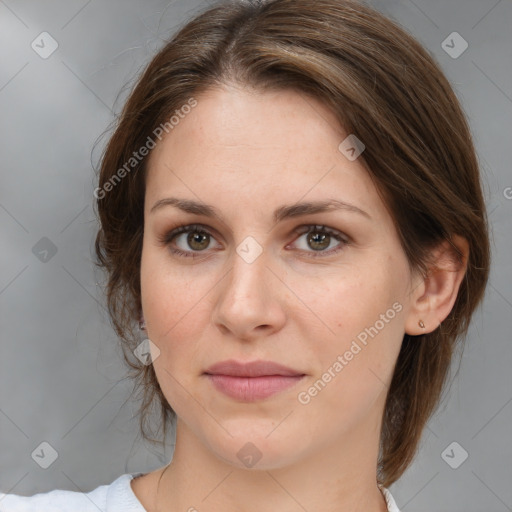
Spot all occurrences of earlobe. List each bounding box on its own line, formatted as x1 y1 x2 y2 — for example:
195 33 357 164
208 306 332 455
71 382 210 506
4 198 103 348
404 234 469 335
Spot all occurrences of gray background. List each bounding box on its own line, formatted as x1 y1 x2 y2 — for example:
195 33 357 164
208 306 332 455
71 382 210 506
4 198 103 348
0 0 511 510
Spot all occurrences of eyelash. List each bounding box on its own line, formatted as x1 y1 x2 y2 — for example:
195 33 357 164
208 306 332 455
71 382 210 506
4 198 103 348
157 223 350 259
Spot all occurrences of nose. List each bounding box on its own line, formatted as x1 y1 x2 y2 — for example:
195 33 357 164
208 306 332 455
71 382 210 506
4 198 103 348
211 244 287 341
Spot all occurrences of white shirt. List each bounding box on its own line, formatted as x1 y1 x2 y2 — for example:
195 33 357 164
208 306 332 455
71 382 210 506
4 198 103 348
0 472 401 511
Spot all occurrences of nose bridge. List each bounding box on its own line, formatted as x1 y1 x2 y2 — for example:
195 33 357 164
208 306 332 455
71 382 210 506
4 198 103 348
211 234 284 336
227 236 270 301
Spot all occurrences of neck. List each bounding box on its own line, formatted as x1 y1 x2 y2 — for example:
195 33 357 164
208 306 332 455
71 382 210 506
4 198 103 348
155 412 389 512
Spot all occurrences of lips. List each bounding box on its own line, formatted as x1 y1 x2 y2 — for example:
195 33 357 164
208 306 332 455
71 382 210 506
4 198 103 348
204 359 306 401
204 359 304 377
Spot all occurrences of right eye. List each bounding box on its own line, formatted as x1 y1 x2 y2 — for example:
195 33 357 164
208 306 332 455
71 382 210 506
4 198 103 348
158 223 220 258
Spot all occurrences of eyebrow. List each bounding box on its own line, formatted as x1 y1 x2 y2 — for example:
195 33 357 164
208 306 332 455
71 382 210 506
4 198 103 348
150 197 372 224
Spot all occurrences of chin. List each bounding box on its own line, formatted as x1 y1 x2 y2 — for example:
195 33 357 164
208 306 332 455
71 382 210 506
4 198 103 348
204 424 310 471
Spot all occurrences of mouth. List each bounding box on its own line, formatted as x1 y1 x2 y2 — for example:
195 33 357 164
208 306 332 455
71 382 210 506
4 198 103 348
203 359 306 401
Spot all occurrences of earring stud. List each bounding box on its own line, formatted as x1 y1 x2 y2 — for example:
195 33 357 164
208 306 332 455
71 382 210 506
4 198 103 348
418 320 425 328
139 317 146 330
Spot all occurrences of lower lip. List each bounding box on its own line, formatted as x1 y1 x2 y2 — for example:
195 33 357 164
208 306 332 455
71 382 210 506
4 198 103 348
205 374 305 401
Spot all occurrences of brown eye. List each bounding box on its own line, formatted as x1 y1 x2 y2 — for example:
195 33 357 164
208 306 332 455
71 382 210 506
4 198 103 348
307 231 330 251
291 225 349 257
159 224 218 258
159 223 349 260
185 231 210 251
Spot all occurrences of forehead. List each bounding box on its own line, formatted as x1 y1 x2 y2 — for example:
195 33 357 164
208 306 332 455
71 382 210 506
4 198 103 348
149 84 346 165
144 85 386 224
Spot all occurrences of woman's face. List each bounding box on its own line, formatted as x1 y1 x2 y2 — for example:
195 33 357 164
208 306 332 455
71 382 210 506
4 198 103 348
140 84 417 469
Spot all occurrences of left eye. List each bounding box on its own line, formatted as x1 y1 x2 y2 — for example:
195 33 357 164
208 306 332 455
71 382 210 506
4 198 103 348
291 225 348 256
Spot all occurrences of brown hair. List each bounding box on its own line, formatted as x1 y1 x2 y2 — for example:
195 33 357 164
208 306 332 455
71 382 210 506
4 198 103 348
94 0 491 487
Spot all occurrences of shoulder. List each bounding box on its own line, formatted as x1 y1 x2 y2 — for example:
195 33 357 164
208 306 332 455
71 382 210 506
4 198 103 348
380 485 402 512
0 472 147 511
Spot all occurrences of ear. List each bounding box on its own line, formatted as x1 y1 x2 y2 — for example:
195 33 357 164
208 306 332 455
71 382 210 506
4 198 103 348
405 234 469 335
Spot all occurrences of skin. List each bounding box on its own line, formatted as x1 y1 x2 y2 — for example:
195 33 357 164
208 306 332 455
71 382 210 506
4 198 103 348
133 83 468 512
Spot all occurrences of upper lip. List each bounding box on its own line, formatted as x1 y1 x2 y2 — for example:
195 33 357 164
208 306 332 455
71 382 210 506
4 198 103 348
204 359 304 377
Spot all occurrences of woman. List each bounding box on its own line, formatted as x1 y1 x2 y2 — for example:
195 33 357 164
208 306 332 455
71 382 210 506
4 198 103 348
0 0 490 510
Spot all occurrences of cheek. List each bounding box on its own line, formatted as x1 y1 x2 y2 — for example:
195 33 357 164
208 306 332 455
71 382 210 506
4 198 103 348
289 261 397 341
293 263 405 412
140 247 209 365
140 257 213 413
